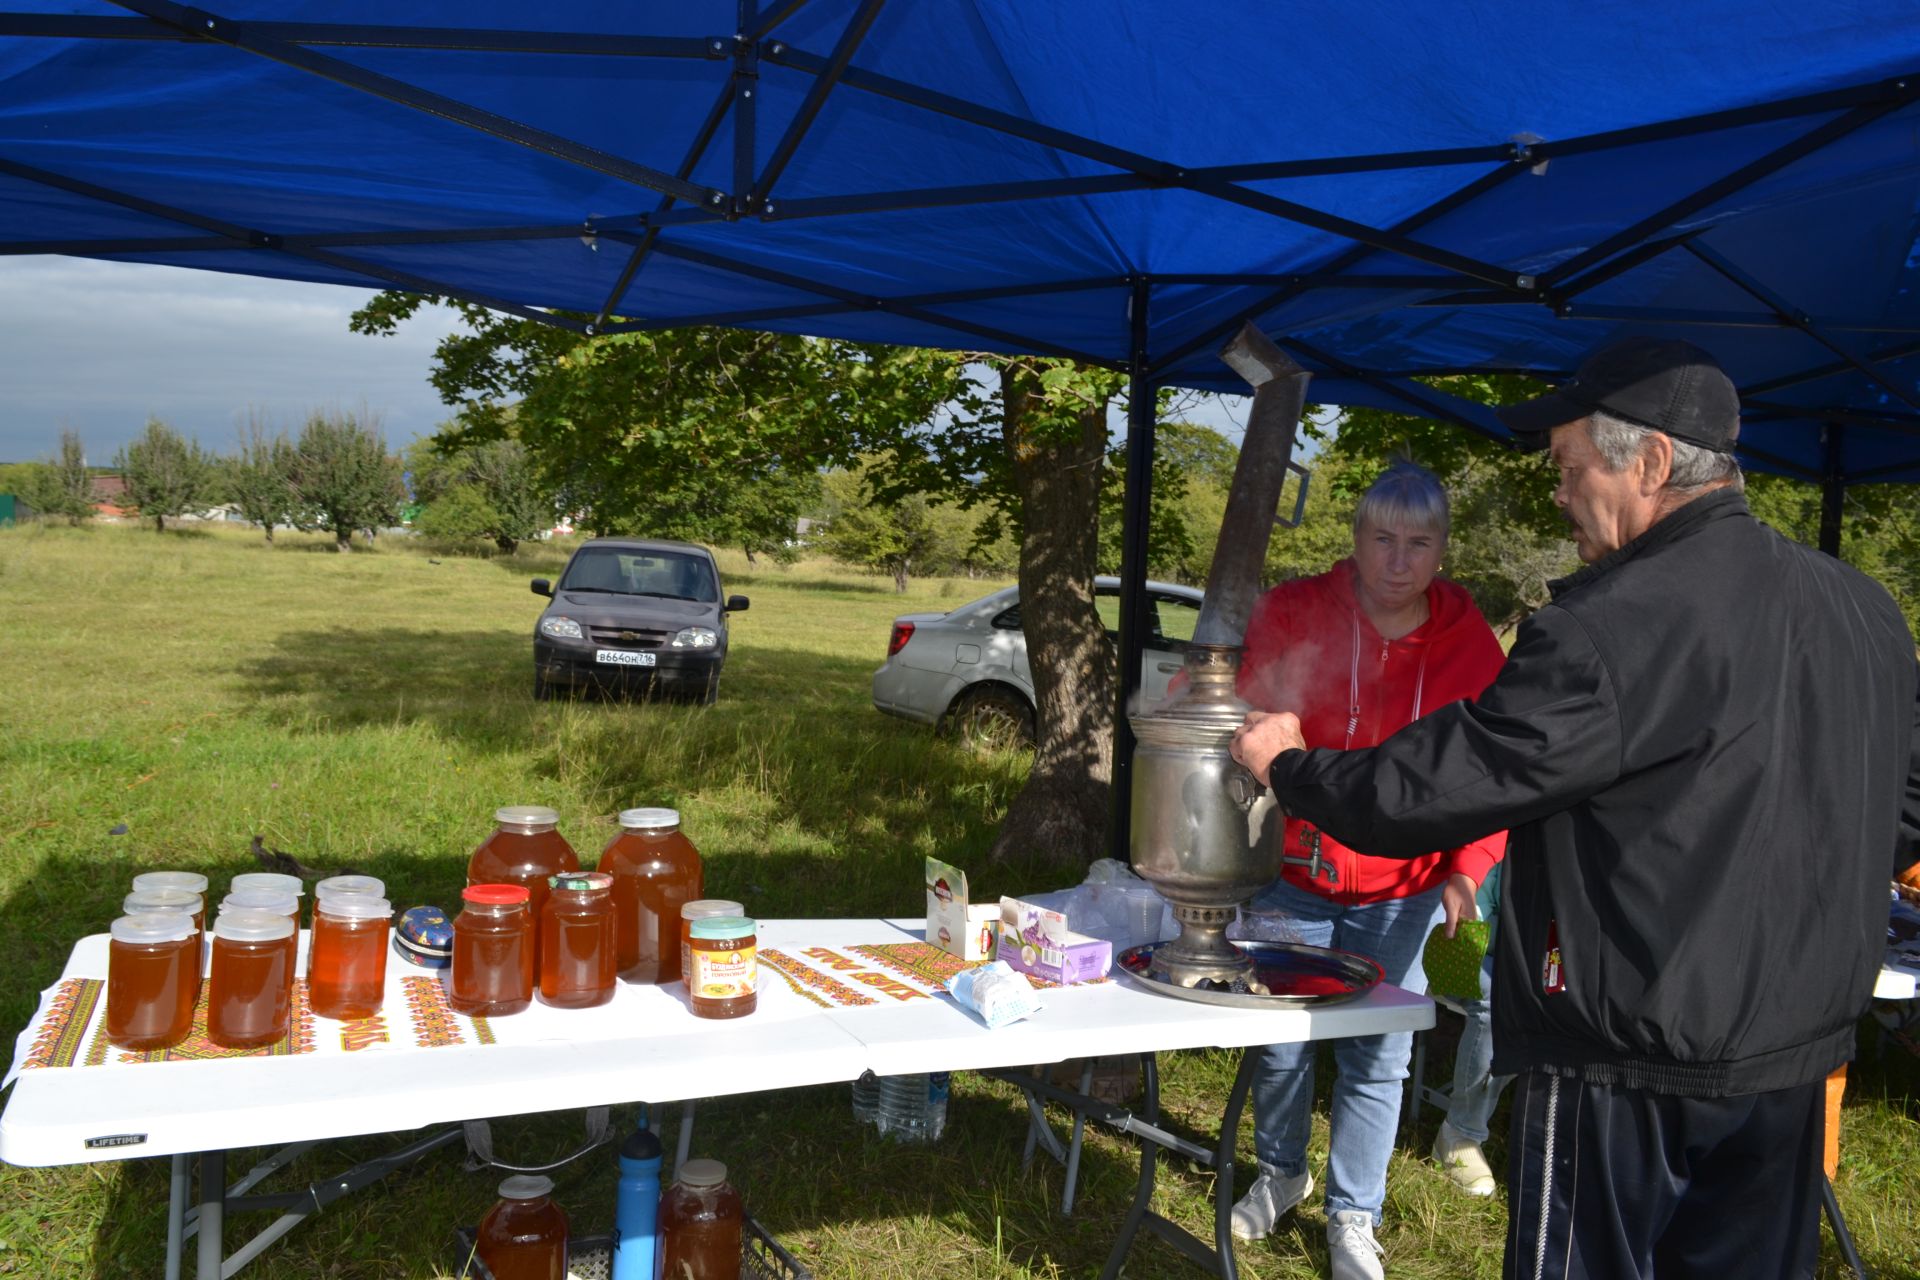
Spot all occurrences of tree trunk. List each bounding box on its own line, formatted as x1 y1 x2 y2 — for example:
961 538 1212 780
988 365 1115 868
893 561 909 593
494 534 518 554
335 527 352 553
154 515 165 533
264 524 275 544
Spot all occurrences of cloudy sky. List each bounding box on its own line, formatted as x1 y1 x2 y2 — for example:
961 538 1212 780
0 258 466 464
0 256 1253 466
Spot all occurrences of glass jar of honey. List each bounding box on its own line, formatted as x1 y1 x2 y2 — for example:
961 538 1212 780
601 808 702 985
130 872 209 929
470 806 578 982
659 1158 743 1280
687 917 756 1020
107 913 199 1051
539 872 616 1009
208 909 294 1049
476 1173 569 1280
451 884 535 1017
223 888 300 1005
123 888 206 936
231 871 304 904
309 895 392 1021
307 876 385 980
679 899 744 988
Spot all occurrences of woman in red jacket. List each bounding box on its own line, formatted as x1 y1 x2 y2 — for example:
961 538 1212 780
1229 461 1507 1280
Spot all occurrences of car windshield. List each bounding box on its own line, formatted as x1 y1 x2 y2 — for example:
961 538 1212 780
560 548 717 602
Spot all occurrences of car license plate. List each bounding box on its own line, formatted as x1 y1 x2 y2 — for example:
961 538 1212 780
594 649 656 667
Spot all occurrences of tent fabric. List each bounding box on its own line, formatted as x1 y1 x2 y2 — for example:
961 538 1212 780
4 1 1920 480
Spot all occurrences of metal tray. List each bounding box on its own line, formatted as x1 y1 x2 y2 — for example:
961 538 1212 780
1116 940 1383 1009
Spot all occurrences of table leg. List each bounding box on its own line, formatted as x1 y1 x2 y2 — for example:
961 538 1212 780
1061 1059 1096 1216
166 1153 189 1280
1097 1052 1162 1280
674 1099 697 1171
1210 1049 1258 1279
1821 1171 1868 1280
196 1150 224 1280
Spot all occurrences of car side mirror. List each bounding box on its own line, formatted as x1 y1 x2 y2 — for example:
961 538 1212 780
531 579 552 597
725 594 750 613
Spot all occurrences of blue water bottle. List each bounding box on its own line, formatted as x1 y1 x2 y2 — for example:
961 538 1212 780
612 1120 664 1280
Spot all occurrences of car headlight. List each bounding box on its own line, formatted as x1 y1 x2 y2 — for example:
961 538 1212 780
539 616 584 640
671 626 718 649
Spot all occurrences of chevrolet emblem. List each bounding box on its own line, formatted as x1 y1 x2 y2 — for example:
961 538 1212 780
620 631 640 644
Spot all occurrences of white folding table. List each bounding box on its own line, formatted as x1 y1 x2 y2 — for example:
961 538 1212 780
1 918 1434 1280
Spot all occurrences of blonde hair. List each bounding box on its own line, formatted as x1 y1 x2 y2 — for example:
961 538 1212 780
1352 460 1450 543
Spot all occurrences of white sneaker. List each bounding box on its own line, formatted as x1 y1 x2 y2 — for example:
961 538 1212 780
1327 1209 1386 1280
1228 1164 1312 1241
1431 1119 1497 1197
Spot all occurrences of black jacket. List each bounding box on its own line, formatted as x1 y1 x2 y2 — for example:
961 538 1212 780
1270 490 1920 1095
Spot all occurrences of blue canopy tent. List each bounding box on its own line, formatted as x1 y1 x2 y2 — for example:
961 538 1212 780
6 0 1920 856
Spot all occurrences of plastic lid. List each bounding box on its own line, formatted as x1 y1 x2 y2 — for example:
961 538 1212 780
680 899 744 920
315 875 385 900
318 896 392 921
620 1126 663 1163
131 871 208 895
675 1158 728 1189
690 916 755 940
110 913 196 945
123 888 202 915
214 909 295 942
231 872 304 898
497 1174 553 1200
550 871 613 892
495 805 560 828
222 889 298 916
617 807 680 830
463 883 531 906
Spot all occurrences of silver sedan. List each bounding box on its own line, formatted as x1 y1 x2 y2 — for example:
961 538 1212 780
871 575 1204 746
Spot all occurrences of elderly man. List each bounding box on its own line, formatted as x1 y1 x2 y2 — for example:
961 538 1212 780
1230 337 1920 1279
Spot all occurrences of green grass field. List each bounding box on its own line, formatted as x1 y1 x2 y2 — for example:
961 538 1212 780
0 522 1913 1278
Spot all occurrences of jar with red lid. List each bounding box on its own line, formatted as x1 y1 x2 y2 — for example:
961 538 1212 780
538 872 616 1009
451 884 535 1017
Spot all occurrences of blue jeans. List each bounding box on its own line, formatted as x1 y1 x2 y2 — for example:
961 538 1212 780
1244 878 1443 1225
1445 954 1512 1143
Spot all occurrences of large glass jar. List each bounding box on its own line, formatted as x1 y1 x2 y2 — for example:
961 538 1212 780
600 808 702 985
659 1158 742 1280
469 805 579 981
309 895 392 1021
450 884 535 1017
538 872 616 1009
476 1173 568 1280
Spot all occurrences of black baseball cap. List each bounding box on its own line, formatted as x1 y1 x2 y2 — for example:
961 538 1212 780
1497 337 1741 454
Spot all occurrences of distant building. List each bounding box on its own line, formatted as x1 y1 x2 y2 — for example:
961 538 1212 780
91 473 133 520
0 494 35 526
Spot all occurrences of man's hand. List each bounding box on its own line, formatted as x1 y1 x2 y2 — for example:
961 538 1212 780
1441 872 1479 939
1229 711 1306 787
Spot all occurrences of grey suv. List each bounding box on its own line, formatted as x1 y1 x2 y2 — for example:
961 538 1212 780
531 538 748 704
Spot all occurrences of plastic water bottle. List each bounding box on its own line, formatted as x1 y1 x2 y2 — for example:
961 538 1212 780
611 1122 663 1280
851 1069 879 1125
873 1072 949 1143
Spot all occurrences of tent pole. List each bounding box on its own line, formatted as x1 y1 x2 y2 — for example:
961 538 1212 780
1111 279 1155 864
1819 423 1845 558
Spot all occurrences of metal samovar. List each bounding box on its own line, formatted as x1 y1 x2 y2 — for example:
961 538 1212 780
1127 323 1310 993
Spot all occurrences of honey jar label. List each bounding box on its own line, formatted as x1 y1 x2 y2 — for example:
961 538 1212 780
691 945 756 1000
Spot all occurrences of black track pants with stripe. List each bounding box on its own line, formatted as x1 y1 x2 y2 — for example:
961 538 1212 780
1501 1070 1824 1280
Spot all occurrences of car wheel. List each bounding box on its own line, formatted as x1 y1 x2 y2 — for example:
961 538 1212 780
950 685 1034 750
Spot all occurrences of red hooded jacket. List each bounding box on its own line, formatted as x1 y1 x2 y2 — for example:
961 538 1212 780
1238 559 1508 903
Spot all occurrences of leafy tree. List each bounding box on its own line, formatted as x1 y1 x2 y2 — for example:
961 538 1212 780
405 434 553 553
115 418 210 533
226 416 297 543
17 429 97 524
818 461 975 590
287 409 404 553
348 296 963 553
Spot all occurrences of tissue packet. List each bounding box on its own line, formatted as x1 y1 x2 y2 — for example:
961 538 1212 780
946 960 1045 1029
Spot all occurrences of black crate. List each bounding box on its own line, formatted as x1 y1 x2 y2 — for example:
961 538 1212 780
456 1215 810 1280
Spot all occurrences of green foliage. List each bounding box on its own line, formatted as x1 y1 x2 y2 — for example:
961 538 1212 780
114 417 211 533
13 429 98 524
818 460 988 590
1095 419 1225 584
349 294 963 559
1746 472 1920 632
0 461 54 518
286 409 405 552
225 417 297 542
404 433 553 553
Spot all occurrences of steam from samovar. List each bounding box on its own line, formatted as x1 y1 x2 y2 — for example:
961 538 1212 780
1127 323 1309 992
